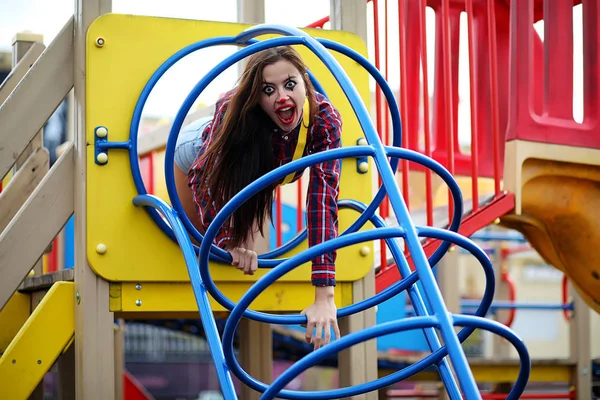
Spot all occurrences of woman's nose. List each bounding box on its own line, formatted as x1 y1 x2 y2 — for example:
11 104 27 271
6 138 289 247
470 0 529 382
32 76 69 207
277 95 288 103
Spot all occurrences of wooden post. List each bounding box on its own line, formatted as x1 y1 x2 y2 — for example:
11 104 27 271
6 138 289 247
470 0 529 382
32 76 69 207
73 0 116 398
437 248 460 315
338 268 378 399
114 319 125 400
239 318 273 400
236 0 265 25
569 286 591 400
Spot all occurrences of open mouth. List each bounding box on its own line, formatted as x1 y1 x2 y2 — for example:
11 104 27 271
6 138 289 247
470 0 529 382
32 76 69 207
275 105 296 126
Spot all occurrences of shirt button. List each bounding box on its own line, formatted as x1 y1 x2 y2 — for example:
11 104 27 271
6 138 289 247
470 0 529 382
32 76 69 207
274 128 279 132
284 135 288 140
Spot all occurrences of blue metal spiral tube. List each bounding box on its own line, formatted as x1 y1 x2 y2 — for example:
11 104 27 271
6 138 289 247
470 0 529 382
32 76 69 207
124 21 531 400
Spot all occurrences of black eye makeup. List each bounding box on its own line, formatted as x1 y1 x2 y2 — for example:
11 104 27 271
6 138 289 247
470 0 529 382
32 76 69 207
262 85 275 96
284 79 297 90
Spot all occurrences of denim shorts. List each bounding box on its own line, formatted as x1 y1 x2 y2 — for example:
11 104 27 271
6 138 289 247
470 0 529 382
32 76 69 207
174 116 212 173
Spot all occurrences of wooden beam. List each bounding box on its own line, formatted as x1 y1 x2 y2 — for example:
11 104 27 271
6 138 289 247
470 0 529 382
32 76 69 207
0 148 49 233
0 42 45 105
73 1 115 398
0 144 74 311
19 269 74 292
0 18 73 179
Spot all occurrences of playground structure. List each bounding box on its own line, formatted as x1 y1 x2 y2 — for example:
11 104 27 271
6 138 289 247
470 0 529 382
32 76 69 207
0 0 598 399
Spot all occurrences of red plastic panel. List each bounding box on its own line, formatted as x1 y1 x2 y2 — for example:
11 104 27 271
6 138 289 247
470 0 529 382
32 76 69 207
506 0 600 148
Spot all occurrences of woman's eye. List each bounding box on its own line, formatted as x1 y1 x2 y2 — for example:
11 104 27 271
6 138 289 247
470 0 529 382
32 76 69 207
263 86 274 95
285 80 296 90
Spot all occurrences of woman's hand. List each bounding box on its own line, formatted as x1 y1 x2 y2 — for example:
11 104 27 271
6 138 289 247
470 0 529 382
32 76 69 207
229 247 258 275
301 286 341 350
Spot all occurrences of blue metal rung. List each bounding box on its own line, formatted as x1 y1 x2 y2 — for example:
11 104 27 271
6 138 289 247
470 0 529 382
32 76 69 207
127 23 531 400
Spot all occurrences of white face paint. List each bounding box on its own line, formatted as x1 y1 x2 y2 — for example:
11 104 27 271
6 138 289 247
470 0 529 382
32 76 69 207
259 59 307 131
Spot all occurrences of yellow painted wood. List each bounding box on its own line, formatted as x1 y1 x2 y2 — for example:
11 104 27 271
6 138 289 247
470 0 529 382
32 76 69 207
86 15 373 289
0 292 30 353
0 282 74 399
110 281 352 313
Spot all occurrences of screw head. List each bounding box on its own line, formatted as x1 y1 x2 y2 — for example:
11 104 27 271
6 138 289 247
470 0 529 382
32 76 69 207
96 126 108 138
135 299 142 307
135 284 142 291
359 246 370 257
95 37 105 47
97 152 108 164
37 360 42 365
76 292 81 304
358 161 369 173
96 243 107 254
357 138 367 146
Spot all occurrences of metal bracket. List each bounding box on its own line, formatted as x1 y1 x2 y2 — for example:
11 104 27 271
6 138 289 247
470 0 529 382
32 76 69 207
94 126 132 165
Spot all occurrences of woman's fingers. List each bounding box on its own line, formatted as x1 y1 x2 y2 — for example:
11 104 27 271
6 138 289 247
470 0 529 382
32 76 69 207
249 251 258 275
304 316 314 344
332 320 341 341
230 248 240 267
323 321 331 346
231 248 258 275
238 248 248 273
313 321 324 349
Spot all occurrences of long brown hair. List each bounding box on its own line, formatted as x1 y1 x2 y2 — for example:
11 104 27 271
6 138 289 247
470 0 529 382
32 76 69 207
197 45 317 249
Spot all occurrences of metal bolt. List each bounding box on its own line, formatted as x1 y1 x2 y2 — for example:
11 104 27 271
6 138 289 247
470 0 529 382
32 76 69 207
37 360 42 365
135 284 142 291
76 292 81 304
97 152 108 164
95 37 105 47
135 299 142 307
358 161 368 173
12 360 16 364
357 138 367 146
96 243 107 254
96 126 108 138
359 246 370 257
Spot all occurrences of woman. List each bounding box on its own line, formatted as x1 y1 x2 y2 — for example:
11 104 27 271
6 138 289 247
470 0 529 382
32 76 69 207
173 45 342 349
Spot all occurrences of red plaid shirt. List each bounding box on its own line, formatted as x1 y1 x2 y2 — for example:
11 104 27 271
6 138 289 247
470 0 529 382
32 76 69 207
188 90 342 286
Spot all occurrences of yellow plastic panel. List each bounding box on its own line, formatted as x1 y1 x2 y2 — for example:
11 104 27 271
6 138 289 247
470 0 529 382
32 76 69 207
86 14 373 285
0 282 74 400
0 292 30 353
110 281 352 313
